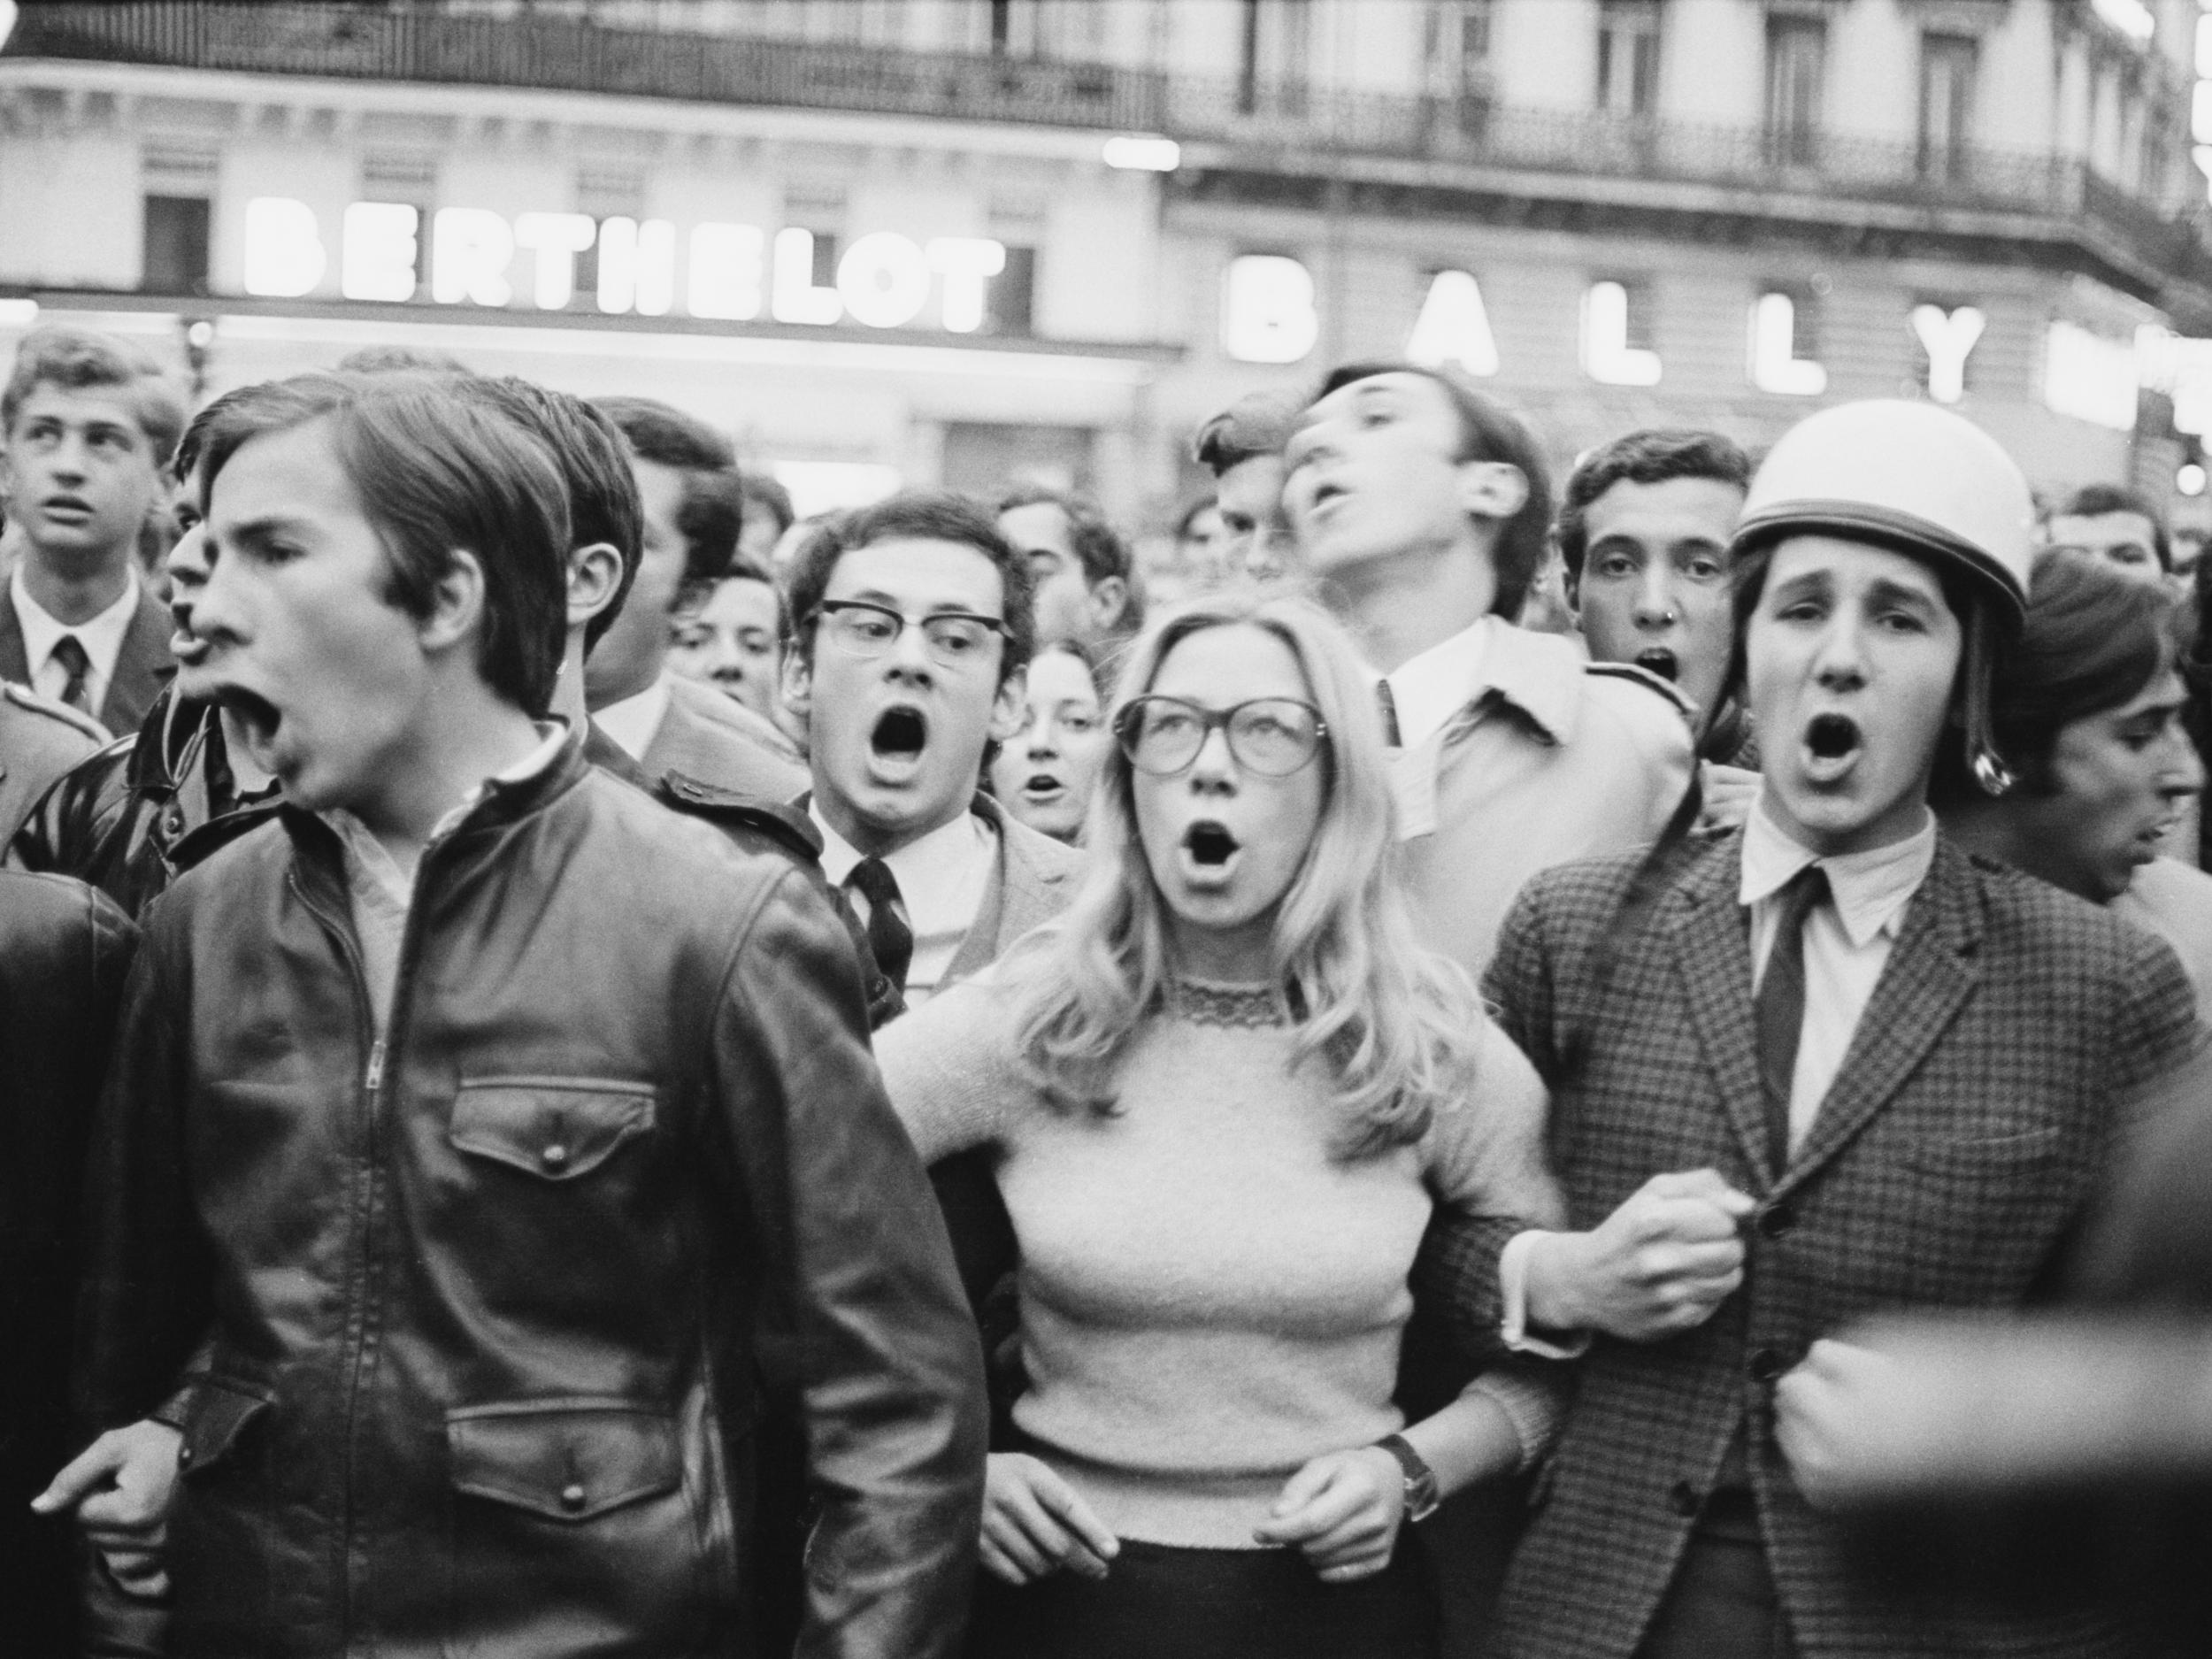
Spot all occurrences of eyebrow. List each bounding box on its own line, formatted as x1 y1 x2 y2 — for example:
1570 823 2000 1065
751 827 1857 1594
1863 577 1941 612
838 589 1002 618
215 515 317 552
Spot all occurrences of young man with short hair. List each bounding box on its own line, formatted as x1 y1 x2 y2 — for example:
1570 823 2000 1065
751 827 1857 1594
2047 481 2170 586
0 326 184 735
49 373 986 1656
995 486 1137 654
1192 388 1301 584
672 556 787 728
588 396 803 787
1420 402 2201 1658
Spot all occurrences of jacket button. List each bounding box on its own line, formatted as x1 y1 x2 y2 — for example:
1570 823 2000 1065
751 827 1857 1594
540 1143 570 1171
559 1483 587 1511
1757 1202 1796 1238
1667 1480 1700 1517
1747 1348 1784 1384
163 806 186 836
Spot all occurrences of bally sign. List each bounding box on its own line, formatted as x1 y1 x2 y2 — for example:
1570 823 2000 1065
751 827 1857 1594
242 197 1010 332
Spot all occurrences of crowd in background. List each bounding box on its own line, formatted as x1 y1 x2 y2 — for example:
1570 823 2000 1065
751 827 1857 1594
1 320 2209 1659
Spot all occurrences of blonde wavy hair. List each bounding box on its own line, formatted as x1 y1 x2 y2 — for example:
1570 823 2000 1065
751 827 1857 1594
1010 590 1489 1160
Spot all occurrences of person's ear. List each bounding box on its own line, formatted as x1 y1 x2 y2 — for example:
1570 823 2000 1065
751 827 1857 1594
987 664 1029 744
1456 459 1529 523
1087 574 1129 634
419 547 489 657
780 634 814 719
565 541 623 633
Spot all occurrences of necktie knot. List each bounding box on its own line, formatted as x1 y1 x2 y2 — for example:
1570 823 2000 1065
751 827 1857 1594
847 856 913 995
50 633 93 714
1774 863 1831 933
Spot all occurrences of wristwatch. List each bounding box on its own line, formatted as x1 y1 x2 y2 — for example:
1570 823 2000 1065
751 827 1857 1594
1373 1432 1441 1524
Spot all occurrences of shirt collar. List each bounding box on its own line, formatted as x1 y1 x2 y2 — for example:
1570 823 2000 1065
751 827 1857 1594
1740 792 1937 949
11 563 140 672
810 797 994 895
1381 614 1581 751
320 718 570 890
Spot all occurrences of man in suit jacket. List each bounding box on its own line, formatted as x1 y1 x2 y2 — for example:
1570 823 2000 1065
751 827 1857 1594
1418 403 2201 1658
1 326 183 738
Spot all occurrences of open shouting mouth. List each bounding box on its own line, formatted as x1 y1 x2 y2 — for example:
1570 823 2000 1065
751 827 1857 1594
867 703 929 781
1634 647 1678 683
1801 712 1863 786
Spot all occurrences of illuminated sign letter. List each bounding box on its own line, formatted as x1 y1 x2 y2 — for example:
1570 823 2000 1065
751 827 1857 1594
1748 293 1827 396
1221 255 1317 365
927 237 1007 334
2042 320 2139 431
513 211 595 310
341 203 418 303
837 232 932 329
1406 271 1500 376
242 197 326 298
595 218 676 317
687 224 764 321
432 208 515 307
1579 282 1662 386
1909 304 1985 405
772 228 844 326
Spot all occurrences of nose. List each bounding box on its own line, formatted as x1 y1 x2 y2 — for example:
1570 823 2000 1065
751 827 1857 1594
1809 612 1869 690
165 523 209 593
883 618 937 685
704 630 746 679
48 431 88 482
1632 565 1676 629
1187 721 1237 792
190 540 252 649
2159 726 2205 798
1025 714 1061 758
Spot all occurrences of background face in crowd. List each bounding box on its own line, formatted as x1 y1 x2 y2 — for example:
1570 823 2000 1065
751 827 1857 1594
1571 475 1745 726
671 573 780 721
989 644 1110 842
1746 535 1962 856
193 419 434 812
2006 668 2201 902
1131 623 1326 965
787 535 1025 853
998 500 1102 647
584 455 688 703
1215 453 1289 580
2047 510 2165 586
1283 372 1497 580
2 382 165 568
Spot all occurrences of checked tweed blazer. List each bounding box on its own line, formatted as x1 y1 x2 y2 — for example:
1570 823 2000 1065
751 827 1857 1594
1423 826 2200 1659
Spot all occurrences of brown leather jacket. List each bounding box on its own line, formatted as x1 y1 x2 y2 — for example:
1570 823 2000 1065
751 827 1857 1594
76 736 985 1658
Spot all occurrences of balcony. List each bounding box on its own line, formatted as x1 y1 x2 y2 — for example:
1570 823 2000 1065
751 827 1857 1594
8 2 2209 303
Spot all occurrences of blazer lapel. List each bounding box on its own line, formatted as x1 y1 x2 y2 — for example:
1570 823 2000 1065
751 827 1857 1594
0 592 29 686
1665 835 1778 1185
100 591 178 733
1780 837 1982 1194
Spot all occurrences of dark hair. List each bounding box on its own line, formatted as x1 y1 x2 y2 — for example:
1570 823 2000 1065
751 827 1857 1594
1192 389 1302 475
333 344 473 377
1961 549 2192 799
1313 361 1555 619
741 472 795 541
593 396 743 588
1555 429 1753 583
783 489 1035 686
995 485 1133 588
196 373 572 715
455 379 642 651
2052 483 2170 572
4 325 187 462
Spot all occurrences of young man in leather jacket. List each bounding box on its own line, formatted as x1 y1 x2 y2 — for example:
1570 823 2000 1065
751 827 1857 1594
42 371 986 1658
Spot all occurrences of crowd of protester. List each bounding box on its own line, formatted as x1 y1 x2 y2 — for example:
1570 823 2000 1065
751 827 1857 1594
3 319 2212 1659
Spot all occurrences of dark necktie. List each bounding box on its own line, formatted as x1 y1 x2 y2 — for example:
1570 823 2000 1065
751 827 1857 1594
1755 864 1830 1175
50 634 92 715
1376 678 1403 749
847 856 913 996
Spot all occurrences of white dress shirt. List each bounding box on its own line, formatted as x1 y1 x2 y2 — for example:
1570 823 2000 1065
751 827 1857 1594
1498 792 1938 1352
1377 615 1501 752
593 672 674 762
12 565 139 718
810 803 997 1004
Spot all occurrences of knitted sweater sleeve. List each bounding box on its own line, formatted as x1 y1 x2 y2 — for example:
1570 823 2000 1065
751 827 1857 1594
873 977 1035 1164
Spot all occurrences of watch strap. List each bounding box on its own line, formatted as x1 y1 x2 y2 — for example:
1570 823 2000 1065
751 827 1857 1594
1374 1432 1441 1523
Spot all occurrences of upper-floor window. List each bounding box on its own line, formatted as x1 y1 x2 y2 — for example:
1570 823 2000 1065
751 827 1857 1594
1765 14 1827 167
1597 1 1661 119
1238 0 1311 118
142 196 211 296
1918 33 1978 183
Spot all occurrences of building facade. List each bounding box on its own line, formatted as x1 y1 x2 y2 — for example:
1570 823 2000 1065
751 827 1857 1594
4 0 2210 526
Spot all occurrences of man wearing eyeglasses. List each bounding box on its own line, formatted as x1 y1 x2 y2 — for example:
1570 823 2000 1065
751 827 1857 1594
781 490 1079 1009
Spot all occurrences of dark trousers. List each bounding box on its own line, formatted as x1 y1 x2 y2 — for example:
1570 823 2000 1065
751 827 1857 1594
1636 1494 1796 1659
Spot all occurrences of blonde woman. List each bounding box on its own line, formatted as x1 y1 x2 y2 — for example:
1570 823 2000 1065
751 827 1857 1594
877 593 1565 1659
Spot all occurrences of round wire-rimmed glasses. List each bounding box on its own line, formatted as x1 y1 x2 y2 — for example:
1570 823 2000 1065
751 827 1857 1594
1114 695 1329 777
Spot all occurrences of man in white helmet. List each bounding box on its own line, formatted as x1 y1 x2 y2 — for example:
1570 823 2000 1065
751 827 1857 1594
1416 401 2203 1656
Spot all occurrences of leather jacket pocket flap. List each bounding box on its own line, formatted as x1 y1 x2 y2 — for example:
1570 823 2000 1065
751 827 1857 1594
450 1079 656 1180
176 1378 272 1477
448 1403 680 1523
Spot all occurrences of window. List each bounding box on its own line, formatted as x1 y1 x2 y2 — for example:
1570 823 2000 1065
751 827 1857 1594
987 246 1037 335
1237 0 1310 119
1598 1 1661 119
1918 33 1978 184
142 196 211 295
1765 14 1826 168
988 0 1101 59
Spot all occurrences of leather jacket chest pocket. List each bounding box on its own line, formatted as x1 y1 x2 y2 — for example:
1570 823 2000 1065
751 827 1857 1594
449 1079 657 1183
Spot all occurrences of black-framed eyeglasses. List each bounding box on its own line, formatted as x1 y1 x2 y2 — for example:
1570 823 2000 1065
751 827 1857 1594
810 600 1010 669
1115 695 1328 778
